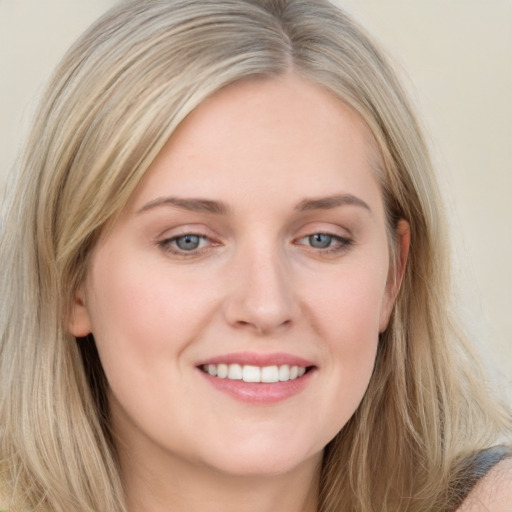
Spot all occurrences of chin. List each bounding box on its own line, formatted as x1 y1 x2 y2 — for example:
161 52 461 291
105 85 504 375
195 439 324 478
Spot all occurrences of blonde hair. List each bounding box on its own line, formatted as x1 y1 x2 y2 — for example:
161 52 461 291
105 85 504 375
1 1 510 511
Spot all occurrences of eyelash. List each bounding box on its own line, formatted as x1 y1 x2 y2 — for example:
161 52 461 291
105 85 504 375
295 233 353 254
157 231 353 257
157 233 214 256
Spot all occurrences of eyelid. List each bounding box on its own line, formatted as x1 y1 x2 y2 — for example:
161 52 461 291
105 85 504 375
156 225 222 257
158 234 215 256
293 222 352 240
292 224 354 255
296 232 351 247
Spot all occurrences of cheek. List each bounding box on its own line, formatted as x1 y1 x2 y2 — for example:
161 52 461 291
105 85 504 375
301 262 387 425
83 254 175 384
306 260 389 342
83 250 223 384
82 256 211 442
323 272 382 373
88 271 163 350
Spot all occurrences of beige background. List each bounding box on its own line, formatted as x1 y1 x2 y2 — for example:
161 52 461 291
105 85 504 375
1 1 511 397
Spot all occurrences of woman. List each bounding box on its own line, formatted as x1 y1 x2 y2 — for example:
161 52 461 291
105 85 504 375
0 1 510 511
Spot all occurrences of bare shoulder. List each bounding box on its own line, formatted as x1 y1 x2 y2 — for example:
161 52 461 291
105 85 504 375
457 457 512 511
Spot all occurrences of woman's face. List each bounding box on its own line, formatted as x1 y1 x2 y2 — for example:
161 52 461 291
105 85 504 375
70 74 408 479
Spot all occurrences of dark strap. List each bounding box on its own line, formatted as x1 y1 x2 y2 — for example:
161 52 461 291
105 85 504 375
450 445 512 510
466 445 511 484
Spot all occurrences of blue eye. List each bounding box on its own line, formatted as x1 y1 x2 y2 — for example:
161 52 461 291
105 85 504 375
296 232 352 254
175 234 201 251
308 233 333 249
158 233 210 255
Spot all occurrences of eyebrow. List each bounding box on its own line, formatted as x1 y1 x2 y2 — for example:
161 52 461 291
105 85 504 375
137 193 371 216
137 196 229 215
295 194 371 214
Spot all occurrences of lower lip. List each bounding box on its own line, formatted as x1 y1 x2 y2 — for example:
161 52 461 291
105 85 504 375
197 369 315 404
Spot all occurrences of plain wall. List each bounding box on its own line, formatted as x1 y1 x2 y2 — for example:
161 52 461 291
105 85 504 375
1 0 511 397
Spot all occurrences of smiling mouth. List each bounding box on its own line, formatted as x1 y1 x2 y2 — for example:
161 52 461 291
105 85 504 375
200 363 311 383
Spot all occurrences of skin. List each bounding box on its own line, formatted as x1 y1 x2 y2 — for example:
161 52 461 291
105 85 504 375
70 73 410 512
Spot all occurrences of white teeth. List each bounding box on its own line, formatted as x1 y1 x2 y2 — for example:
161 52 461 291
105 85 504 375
278 365 290 381
203 363 308 383
228 363 242 380
217 364 228 379
261 365 279 383
242 365 261 382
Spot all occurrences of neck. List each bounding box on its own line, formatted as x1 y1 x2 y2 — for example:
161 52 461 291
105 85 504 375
120 444 322 512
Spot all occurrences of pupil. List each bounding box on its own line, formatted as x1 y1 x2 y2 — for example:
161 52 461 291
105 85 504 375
177 235 200 250
310 234 331 249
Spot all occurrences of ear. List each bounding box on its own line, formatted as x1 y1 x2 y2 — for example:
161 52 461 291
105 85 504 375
379 219 410 332
68 285 93 337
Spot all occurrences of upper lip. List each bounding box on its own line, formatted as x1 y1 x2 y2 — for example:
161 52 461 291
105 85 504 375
196 351 316 368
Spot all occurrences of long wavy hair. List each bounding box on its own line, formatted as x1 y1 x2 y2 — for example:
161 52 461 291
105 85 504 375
1 1 510 511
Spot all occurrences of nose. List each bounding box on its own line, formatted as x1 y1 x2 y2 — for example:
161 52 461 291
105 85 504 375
222 243 299 335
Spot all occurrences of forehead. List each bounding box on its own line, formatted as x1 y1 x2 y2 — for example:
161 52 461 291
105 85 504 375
127 73 384 216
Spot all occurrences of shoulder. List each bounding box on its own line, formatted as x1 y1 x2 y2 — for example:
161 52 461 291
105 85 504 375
456 456 512 511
